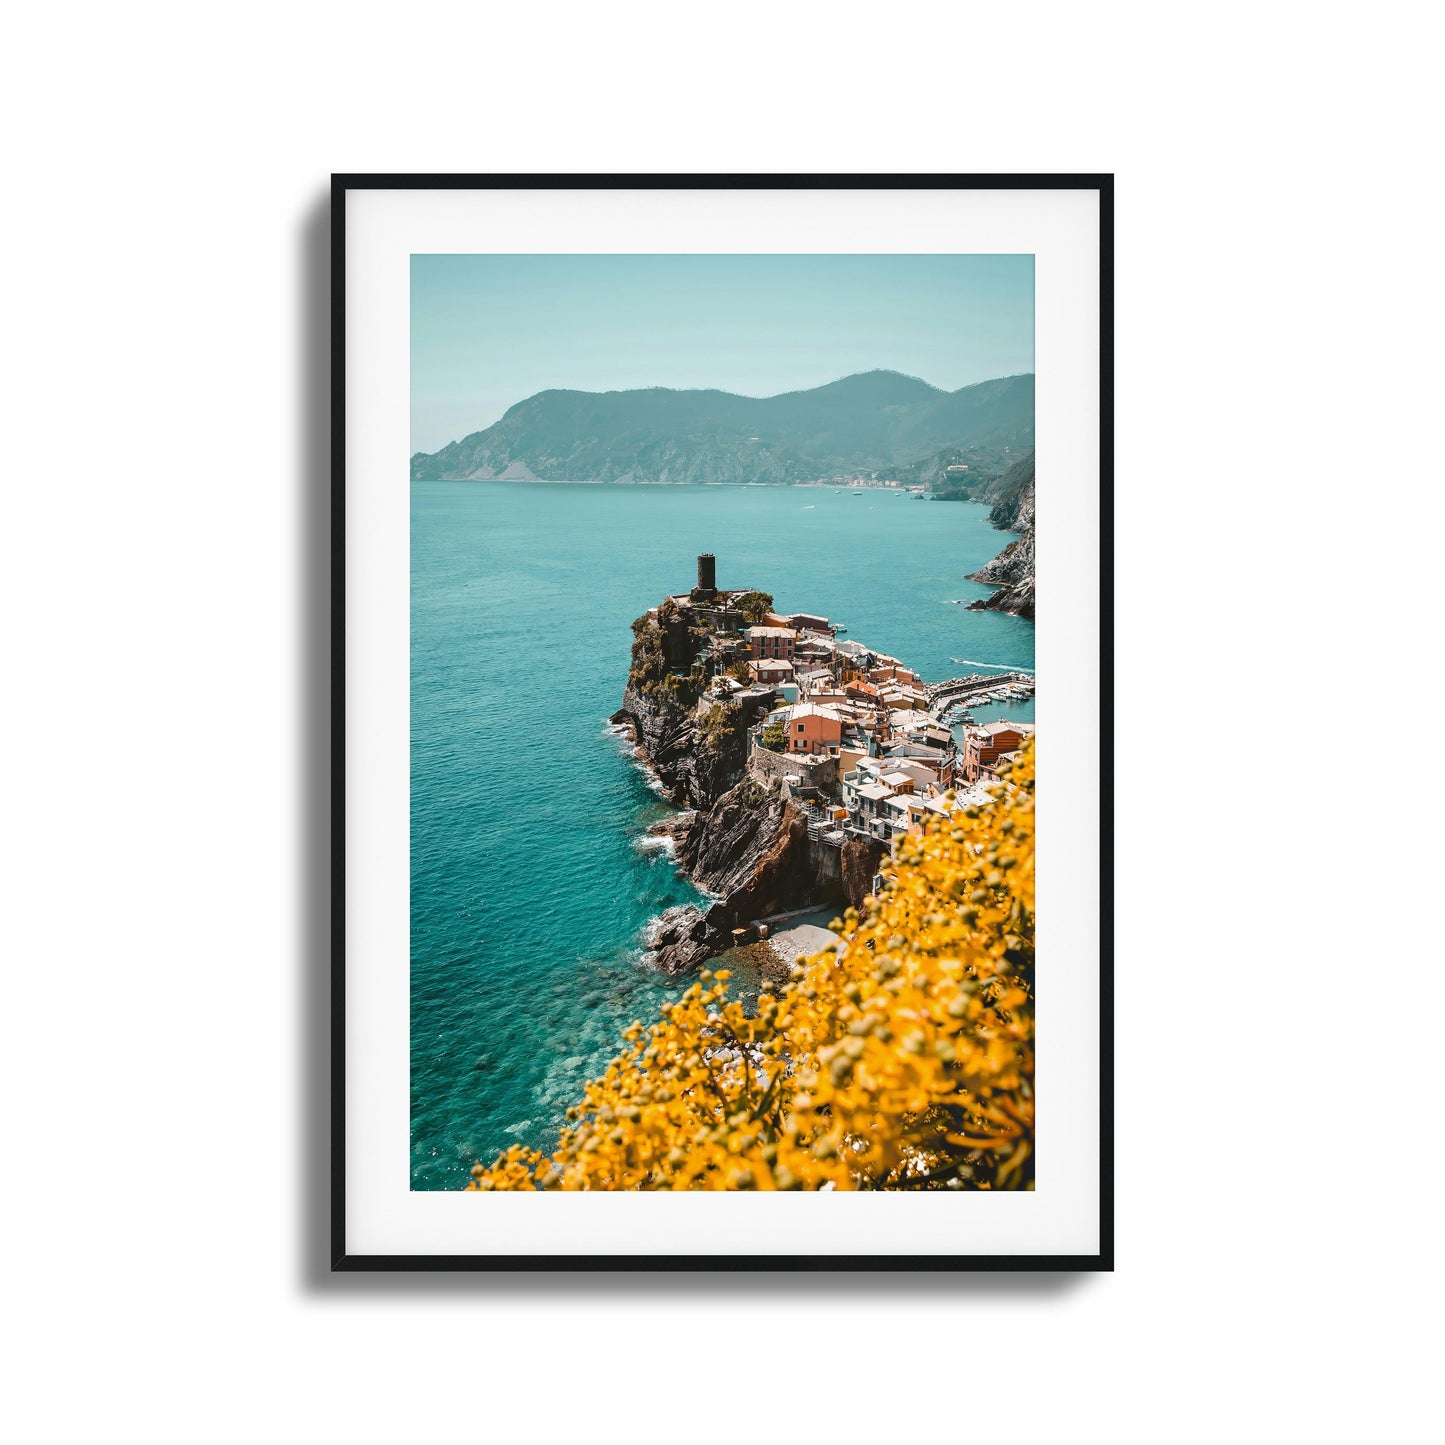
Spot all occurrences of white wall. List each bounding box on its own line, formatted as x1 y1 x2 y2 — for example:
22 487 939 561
3 4 1437 1442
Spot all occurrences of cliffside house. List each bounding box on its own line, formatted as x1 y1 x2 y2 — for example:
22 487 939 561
884 742 957 789
882 757 947 793
785 612 832 635
845 678 882 707
793 640 835 672
851 781 895 839
879 683 929 712
751 658 795 685
786 702 844 755
749 625 798 664
961 720 1035 781
887 708 936 735
870 663 921 687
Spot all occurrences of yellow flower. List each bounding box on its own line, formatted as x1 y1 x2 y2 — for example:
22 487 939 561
465 740 1036 1192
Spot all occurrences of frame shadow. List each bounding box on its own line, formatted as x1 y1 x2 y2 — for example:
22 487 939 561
297 181 1100 1298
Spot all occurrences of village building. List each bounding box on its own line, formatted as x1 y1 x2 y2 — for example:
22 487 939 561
888 757 938 790
869 662 922 687
887 708 936 735
960 720 1035 782
751 657 795 685
880 683 929 712
748 625 798 664
884 742 956 789
785 702 845 755
663 549 1031 863
797 668 836 696
785 612 832 635
851 781 896 839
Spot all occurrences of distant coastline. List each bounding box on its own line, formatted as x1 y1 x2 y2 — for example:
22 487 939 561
411 369 1033 487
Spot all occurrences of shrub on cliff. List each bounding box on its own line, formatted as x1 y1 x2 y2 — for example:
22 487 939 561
627 618 668 696
467 740 1035 1192
760 718 787 753
698 702 739 755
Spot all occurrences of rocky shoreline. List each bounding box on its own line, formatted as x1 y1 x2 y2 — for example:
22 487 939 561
967 454 1035 618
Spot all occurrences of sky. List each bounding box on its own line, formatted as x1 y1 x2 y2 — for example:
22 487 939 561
410 253 1034 455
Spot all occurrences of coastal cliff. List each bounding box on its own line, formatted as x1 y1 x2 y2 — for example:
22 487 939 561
613 604 847 974
644 771 853 975
611 608 772 810
968 453 1036 618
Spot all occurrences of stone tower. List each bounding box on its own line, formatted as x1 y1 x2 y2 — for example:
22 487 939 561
696 552 717 597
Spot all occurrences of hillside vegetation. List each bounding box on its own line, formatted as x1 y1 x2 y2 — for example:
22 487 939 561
412 370 1035 485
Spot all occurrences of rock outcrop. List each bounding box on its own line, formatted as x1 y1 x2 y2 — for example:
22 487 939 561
610 611 775 811
647 773 844 975
840 835 887 909
618 605 846 974
646 902 731 977
967 456 1035 619
680 775 816 915
612 685 758 812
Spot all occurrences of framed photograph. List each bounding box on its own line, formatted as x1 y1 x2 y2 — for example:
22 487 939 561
333 174 1112 1270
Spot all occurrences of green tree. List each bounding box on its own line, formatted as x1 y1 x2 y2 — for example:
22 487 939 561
736 591 775 624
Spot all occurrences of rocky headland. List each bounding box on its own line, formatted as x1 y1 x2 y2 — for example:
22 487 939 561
612 599 880 974
967 451 1035 618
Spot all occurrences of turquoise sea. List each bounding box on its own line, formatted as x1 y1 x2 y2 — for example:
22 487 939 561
410 481 1035 1189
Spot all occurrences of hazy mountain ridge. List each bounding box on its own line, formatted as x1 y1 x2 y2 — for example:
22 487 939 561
411 370 1034 484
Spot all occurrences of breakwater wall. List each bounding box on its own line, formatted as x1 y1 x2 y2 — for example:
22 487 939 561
926 672 1035 707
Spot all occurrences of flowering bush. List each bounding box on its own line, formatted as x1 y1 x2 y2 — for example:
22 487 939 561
468 739 1035 1192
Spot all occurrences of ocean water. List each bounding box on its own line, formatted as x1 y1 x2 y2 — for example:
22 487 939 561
410 481 1035 1189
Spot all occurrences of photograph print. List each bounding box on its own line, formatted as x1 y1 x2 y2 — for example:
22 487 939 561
408 250 1046 1200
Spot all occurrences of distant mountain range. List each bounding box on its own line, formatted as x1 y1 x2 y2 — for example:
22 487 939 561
410 370 1034 485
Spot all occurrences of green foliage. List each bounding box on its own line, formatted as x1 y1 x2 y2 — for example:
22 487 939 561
760 718 788 753
627 619 668 696
736 591 775 624
698 702 740 755
662 670 699 704
725 660 752 683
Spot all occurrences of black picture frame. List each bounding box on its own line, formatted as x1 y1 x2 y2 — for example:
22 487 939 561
331 173 1114 1272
